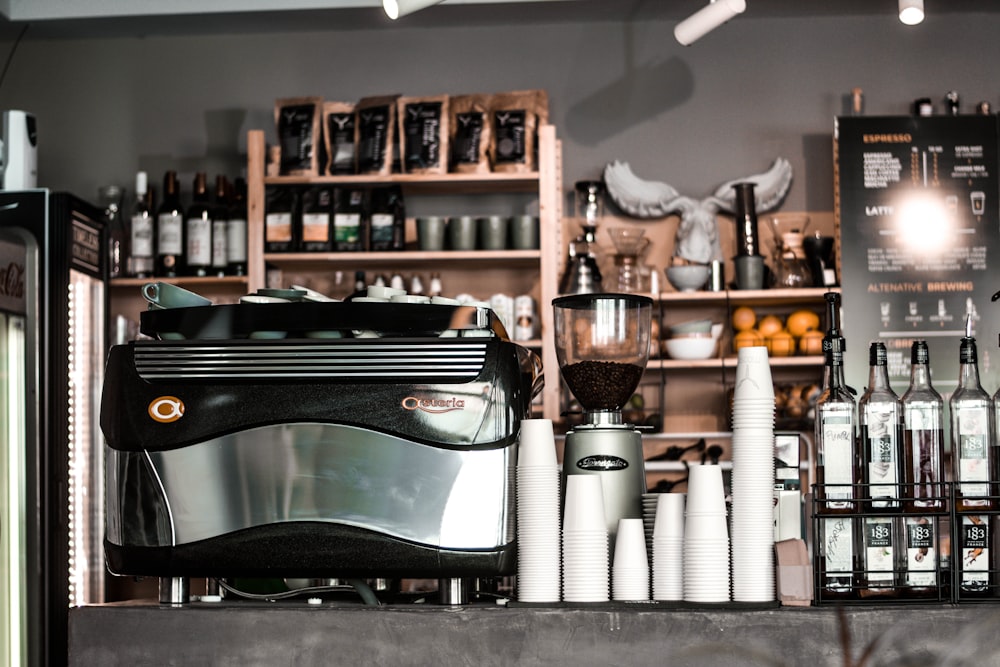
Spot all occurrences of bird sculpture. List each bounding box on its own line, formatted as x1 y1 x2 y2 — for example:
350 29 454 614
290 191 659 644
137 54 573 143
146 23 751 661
602 157 794 264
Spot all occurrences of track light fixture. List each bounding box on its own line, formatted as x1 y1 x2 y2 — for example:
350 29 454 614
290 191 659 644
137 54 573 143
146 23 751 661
383 0 445 20
898 0 924 25
674 0 747 46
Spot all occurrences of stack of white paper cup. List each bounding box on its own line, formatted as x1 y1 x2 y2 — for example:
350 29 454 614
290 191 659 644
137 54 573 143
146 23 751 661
729 345 776 602
562 474 610 602
515 419 561 602
683 464 731 602
641 492 660 556
652 492 685 601
612 518 650 601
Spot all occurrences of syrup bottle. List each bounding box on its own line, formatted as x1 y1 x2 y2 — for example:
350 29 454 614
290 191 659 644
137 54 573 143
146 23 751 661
900 340 946 598
858 341 903 598
814 291 859 599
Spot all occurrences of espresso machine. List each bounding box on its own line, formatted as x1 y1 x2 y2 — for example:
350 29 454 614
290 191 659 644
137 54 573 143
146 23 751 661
553 293 652 543
100 297 542 604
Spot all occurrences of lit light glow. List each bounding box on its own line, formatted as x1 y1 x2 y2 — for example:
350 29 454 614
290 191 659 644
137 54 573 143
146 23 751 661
899 0 924 25
894 194 953 254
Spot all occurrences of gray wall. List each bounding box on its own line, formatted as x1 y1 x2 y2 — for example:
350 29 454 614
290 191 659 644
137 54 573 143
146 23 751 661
0 11 998 209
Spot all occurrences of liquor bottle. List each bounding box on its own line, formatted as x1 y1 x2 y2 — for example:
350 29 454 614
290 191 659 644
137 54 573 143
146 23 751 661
185 172 212 276
128 171 155 279
226 177 248 276
950 316 995 598
858 341 903 598
99 185 126 278
155 171 184 277
814 291 859 599
900 340 946 598
950 317 994 511
210 175 229 277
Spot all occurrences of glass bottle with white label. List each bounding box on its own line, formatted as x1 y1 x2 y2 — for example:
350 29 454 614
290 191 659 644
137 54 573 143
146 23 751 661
950 327 994 512
858 341 903 598
900 340 946 598
184 172 212 277
814 291 859 599
155 171 183 278
128 171 155 279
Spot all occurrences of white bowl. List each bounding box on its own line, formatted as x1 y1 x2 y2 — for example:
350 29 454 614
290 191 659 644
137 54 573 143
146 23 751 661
666 265 710 292
663 336 718 360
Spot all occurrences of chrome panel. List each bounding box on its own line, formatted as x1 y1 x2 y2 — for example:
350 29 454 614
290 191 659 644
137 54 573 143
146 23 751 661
141 423 514 549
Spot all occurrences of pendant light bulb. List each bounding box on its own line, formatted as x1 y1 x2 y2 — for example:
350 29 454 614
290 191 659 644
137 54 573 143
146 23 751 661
899 0 924 25
674 0 748 46
383 0 444 20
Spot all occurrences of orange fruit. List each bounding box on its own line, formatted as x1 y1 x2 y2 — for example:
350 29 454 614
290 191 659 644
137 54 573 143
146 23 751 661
733 329 764 352
786 309 821 338
757 314 784 339
799 329 824 355
767 330 796 357
731 306 756 332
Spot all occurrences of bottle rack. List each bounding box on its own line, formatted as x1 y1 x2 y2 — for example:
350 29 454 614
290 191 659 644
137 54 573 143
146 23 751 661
811 483 1000 605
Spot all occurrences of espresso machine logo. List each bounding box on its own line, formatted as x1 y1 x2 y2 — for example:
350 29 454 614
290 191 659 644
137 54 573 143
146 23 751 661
401 395 466 414
576 455 629 472
148 396 185 423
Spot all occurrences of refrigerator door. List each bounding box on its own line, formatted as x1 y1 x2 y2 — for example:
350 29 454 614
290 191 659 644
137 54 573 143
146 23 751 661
0 229 37 667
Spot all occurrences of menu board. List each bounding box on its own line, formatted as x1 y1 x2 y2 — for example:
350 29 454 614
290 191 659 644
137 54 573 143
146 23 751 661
835 114 1000 400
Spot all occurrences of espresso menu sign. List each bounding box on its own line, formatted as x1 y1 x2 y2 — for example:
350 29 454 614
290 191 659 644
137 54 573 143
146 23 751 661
835 114 1000 397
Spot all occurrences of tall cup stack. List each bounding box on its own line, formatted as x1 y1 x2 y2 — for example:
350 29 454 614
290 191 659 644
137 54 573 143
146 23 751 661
729 345 777 602
651 492 685 601
683 464 731 602
562 474 610 602
515 419 561 602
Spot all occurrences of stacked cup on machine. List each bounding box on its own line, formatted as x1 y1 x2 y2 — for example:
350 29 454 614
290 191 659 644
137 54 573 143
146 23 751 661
612 518 650 601
729 345 777 602
651 492 685 601
683 464 731 602
562 474 610 602
515 419 562 602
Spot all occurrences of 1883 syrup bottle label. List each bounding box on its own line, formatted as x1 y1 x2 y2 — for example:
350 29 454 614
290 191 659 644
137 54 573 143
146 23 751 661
957 405 990 497
960 515 990 592
863 516 895 587
904 516 936 587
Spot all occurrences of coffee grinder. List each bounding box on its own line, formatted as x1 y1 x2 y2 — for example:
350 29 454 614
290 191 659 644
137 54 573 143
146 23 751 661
553 293 652 543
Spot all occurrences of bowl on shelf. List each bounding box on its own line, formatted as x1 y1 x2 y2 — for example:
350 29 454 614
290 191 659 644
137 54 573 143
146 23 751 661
665 264 710 292
668 318 713 337
662 335 718 360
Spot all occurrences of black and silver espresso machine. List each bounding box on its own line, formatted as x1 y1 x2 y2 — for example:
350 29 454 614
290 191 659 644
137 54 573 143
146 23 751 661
553 293 652 544
100 298 542 603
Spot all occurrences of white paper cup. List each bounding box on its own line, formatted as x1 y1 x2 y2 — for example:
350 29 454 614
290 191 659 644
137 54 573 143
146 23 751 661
518 419 557 467
653 493 685 539
733 346 775 399
613 518 649 570
563 475 607 532
685 465 727 515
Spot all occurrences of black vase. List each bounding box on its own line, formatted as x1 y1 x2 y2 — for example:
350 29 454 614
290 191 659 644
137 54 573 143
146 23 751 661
732 182 761 257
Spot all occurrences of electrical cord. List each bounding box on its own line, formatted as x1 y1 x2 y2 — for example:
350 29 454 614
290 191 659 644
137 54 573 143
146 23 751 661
214 578 382 606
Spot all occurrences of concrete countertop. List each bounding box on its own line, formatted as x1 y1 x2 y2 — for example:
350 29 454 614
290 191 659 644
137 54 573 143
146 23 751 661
69 599 1000 666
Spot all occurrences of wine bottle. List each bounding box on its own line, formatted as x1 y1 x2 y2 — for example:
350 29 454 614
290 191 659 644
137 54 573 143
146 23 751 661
900 340 946 598
128 171 155 279
814 291 859 599
210 175 229 277
100 185 126 278
155 171 184 278
185 172 212 276
858 341 903 598
226 177 248 276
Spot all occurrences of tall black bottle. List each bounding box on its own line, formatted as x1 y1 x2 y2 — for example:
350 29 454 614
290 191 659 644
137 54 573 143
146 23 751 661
155 171 184 277
185 172 212 276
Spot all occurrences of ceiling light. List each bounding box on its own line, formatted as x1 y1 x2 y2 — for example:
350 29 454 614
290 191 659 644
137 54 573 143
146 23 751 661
899 0 924 25
383 0 444 20
674 0 747 46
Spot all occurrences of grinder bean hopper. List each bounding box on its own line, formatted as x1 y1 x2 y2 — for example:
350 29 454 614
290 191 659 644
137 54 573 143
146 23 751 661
553 293 652 543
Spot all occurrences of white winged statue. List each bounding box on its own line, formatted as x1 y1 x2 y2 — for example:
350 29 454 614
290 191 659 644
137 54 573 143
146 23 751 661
602 158 794 264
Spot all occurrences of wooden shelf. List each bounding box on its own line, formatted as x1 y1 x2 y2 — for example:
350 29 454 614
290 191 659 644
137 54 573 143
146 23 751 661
263 249 541 270
648 355 824 370
656 286 839 305
263 172 540 195
110 275 249 288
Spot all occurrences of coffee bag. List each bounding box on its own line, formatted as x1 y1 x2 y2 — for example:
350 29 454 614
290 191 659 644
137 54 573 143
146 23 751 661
449 93 491 174
275 97 323 176
490 89 549 173
323 101 357 175
398 95 449 175
356 95 400 175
